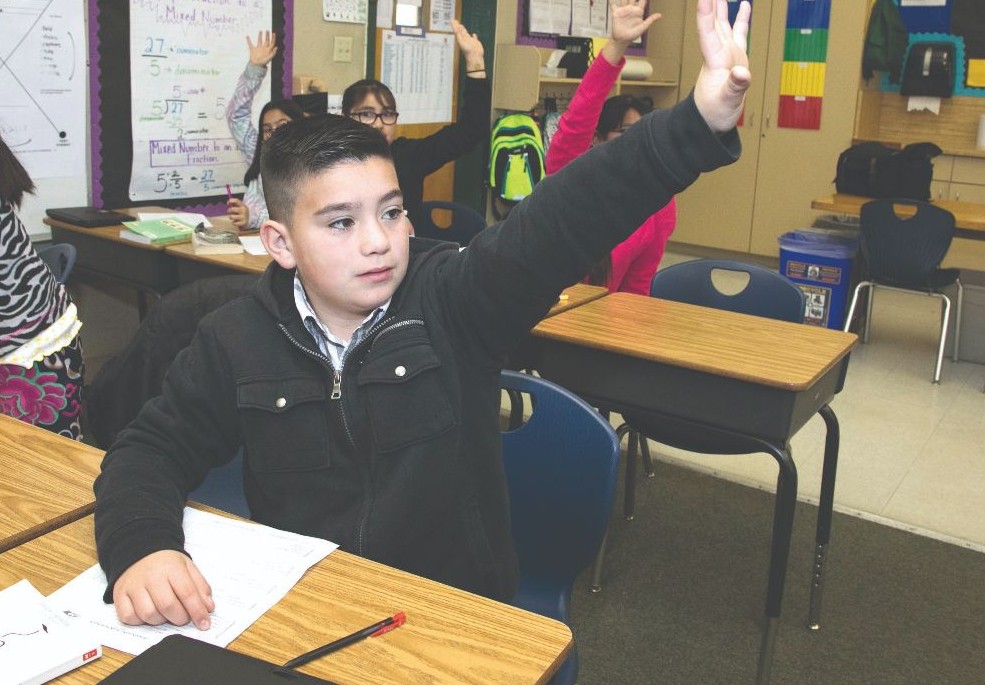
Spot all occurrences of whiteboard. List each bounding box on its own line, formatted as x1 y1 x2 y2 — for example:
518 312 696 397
127 0 273 202
0 0 89 238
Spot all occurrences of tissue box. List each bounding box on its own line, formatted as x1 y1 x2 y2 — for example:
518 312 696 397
540 66 566 78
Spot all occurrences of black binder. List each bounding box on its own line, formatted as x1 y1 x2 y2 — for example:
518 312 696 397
45 206 133 228
98 635 340 684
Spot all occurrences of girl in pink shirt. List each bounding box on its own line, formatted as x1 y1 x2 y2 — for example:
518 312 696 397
545 3 673 295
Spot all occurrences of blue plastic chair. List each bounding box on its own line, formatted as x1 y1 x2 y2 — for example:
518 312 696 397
414 200 486 246
500 370 620 685
36 243 77 284
590 259 807 591
845 198 962 383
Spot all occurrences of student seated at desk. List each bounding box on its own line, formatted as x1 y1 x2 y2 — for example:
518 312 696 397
545 6 677 295
0 134 85 441
225 31 305 230
341 19 489 231
93 0 752 630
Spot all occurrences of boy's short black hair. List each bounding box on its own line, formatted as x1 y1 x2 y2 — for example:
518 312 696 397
260 114 393 223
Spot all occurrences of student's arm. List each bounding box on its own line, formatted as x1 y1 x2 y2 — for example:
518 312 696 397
94 316 242 625
435 0 750 355
614 199 677 295
225 32 278 157
397 21 490 175
240 180 268 230
545 2 661 173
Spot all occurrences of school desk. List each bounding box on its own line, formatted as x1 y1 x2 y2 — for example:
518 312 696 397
526 292 857 685
810 193 985 272
0 415 102 553
165 240 271 282
43 211 179 318
0 514 572 685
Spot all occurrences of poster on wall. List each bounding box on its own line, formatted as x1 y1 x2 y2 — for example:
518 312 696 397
380 30 454 124
128 0 273 202
778 0 830 130
0 0 86 180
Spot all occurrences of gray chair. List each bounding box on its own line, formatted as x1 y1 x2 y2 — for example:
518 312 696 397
844 198 962 383
36 243 77 284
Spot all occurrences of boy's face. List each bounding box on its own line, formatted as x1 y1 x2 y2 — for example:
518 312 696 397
262 157 411 336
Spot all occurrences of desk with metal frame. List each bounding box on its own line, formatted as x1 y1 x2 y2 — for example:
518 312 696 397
526 292 858 685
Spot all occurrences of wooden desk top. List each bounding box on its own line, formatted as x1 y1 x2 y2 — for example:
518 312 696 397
0 515 571 685
547 283 609 316
43 215 171 252
533 292 857 391
0 416 102 553
165 241 272 274
810 193 985 234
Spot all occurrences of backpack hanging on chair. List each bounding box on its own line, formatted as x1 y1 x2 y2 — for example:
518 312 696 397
488 112 546 218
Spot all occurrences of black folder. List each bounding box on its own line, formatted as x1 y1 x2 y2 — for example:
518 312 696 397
46 206 133 228
99 634 340 684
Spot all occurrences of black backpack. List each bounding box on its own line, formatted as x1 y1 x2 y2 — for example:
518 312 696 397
835 142 942 201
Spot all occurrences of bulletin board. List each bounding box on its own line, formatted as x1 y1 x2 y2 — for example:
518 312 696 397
89 0 293 213
517 0 646 56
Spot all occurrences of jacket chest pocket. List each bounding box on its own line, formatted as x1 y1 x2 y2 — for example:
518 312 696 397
358 336 456 453
237 377 331 472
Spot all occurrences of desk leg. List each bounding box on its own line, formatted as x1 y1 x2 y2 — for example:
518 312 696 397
808 404 840 630
756 442 798 685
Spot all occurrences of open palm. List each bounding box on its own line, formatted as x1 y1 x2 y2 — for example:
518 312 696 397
694 0 751 133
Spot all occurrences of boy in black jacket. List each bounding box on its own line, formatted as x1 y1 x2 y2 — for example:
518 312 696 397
94 0 752 630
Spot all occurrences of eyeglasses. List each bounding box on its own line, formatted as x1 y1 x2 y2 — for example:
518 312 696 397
261 118 291 138
351 110 399 126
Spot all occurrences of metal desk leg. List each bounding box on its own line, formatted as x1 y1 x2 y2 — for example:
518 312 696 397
756 443 798 685
809 404 840 630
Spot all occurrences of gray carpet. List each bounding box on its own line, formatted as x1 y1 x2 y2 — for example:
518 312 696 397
570 460 985 684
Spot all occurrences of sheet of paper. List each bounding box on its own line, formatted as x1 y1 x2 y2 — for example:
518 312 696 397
239 235 269 255
136 211 212 228
429 0 455 32
49 508 337 656
529 0 572 35
380 30 454 124
377 0 395 29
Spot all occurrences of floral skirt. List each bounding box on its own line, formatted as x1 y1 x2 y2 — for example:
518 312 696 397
0 335 85 441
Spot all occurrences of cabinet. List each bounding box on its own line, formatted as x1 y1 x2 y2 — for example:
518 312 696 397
931 156 985 202
673 0 869 255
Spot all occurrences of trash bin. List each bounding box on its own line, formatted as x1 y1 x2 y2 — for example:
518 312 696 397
778 229 859 329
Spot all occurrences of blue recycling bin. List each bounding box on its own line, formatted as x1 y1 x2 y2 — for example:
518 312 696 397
778 230 859 330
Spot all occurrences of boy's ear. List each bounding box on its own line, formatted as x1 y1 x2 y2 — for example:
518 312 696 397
260 219 296 269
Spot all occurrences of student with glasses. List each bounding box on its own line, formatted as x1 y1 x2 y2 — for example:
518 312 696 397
225 31 305 231
545 2 677 295
341 19 490 230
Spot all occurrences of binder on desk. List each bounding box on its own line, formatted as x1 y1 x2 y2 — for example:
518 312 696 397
98 635 340 684
46 207 133 228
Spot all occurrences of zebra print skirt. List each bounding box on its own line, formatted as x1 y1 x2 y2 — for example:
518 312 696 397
0 335 85 441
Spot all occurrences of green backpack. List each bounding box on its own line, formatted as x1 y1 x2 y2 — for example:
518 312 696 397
488 113 546 204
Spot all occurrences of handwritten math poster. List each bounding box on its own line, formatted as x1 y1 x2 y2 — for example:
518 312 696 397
128 0 273 202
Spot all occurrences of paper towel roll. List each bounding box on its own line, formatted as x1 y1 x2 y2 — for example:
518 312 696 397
621 58 654 81
977 114 985 150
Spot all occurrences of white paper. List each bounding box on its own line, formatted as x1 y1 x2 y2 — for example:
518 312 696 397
906 96 941 115
901 0 946 6
239 235 269 255
380 31 455 124
377 0 395 29
137 211 212 228
127 0 274 202
571 0 609 38
323 0 368 24
429 0 455 32
0 580 102 685
529 0 572 35
49 508 336 656
0 0 87 180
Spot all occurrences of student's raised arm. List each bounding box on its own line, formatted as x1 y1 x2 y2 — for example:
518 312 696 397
693 0 751 133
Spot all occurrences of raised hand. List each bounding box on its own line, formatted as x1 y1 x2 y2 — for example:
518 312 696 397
610 0 662 48
451 19 485 74
693 0 751 134
247 31 278 67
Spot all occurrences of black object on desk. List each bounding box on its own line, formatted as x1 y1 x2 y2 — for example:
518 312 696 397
98 635 340 684
45 207 133 228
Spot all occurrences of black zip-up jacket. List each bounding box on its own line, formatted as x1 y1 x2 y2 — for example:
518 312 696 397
392 76 490 230
94 94 740 603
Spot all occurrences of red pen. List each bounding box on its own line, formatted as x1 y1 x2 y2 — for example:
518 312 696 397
225 183 233 201
281 612 406 669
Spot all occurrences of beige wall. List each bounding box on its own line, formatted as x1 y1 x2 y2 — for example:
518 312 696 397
291 5 366 94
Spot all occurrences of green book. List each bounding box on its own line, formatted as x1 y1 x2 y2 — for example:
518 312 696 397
120 217 196 246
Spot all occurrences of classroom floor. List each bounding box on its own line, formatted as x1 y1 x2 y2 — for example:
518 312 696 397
71 251 985 552
647 250 985 553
